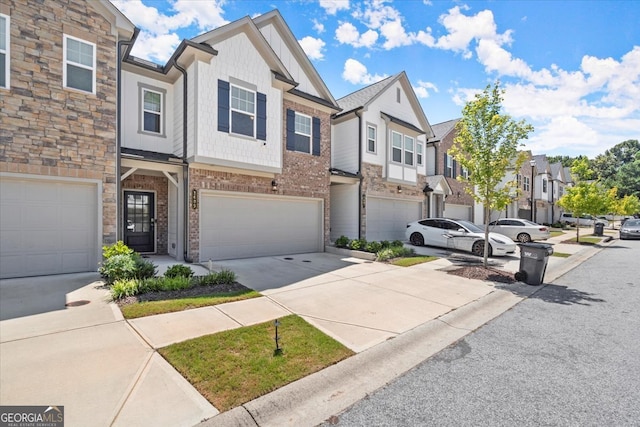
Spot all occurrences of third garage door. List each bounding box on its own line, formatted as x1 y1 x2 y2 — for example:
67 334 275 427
366 197 422 242
199 192 323 261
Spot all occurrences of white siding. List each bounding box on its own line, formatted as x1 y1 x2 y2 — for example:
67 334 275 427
331 119 359 172
194 33 283 170
330 184 359 240
426 145 436 175
120 70 175 154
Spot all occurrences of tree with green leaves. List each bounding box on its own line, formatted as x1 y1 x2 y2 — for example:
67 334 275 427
592 139 640 193
557 158 610 242
449 81 534 266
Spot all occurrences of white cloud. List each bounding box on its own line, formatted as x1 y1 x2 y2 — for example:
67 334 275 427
335 22 378 48
413 80 438 98
342 58 388 84
129 31 182 63
525 116 600 155
319 0 350 15
312 19 325 34
299 36 326 60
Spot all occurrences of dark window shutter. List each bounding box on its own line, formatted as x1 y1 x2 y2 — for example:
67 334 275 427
444 153 448 177
218 80 229 132
312 117 321 156
286 109 295 151
257 92 267 140
453 159 457 178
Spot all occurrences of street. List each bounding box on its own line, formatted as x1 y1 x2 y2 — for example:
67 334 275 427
325 239 640 426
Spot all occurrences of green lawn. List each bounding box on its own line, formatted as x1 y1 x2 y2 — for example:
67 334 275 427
391 256 438 267
120 290 261 319
159 315 354 412
549 230 565 238
551 252 571 258
563 236 602 245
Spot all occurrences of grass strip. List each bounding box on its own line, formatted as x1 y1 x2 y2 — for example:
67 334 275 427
120 290 261 319
549 231 565 238
159 315 354 412
551 252 571 258
563 236 602 245
391 256 438 267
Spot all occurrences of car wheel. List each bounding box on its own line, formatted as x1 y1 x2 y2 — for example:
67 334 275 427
471 241 492 257
517 233 531 243
410 232 424 246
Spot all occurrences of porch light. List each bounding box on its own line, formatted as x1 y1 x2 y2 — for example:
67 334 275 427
191 189 198 210
271 180 278 191
422 184 433 194
397 185 402 193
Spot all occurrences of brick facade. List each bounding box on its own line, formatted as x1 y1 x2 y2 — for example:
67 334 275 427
434 128 475 208
0 0 119 244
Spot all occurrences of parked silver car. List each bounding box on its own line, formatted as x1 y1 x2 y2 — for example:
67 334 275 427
619 218 640 240
486 218 550 243
406 218 517 257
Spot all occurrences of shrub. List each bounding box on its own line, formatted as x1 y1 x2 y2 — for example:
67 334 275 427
391 240 404 248
364 241 383 253
159 276 192 291
103 241 133 260
165 264 194 278
335 235 350 248
111 279 140 300
376 246 415 261
213 269 236 284
349 239 367 251
138 277 165 293
99 254 137 285
193 269 237 286
380 240 391 249
132 254 157 280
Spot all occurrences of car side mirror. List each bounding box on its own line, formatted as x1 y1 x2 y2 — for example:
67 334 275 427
458 228 466 233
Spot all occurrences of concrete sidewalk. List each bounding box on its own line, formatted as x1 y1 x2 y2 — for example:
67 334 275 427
0 229 614 427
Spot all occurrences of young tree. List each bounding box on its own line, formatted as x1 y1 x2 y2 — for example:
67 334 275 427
449 82 534 266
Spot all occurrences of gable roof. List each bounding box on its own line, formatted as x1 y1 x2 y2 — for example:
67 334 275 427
335 72 434 138
430 118 460 142
532 154 551 174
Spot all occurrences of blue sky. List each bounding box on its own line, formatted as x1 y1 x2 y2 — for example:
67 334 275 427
112 0 640 159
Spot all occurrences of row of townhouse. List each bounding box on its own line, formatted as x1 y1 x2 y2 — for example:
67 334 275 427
0 0 568 280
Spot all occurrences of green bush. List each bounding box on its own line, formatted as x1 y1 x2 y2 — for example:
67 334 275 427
193 269 237 286
111 279 140 300
349 238 367 251
335 236 350 248
133 254 157 280
391 240 404 248
99 254 137 285
364 241 383 253
103 241 133 260
376 246 415 261
165 264 194 278
159 276 192 291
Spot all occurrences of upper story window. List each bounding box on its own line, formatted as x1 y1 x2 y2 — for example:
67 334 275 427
139 84 165 136
542 178 548 192
286 109 321 156
367 125 376 153
0 14 9 89
404 136 414 166
445 153 453 178
231 85 255 137
417 143 423 166
396 88 401 103
217 79 266 141
63 35 95 93
391 131 402 163
461 166 469 179
523 176 530 191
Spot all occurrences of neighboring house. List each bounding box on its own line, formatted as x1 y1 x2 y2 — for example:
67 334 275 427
0 0 136 278
329 72 439 242
120 10 340 262
548 162 567 224
430 119 474 221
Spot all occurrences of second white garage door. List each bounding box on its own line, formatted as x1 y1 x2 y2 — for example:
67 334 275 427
0 175 99 279
366 197 422 242
444 204 472 221
199 192 323 261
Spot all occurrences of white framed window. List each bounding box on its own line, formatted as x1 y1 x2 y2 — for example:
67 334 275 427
63 34 95 93
367 125 376 153
417 143 423 166
294 112 312 153
445 153 453 177
542 178 548 192
391 131 402 163
0 14 9 89
139 85 165 136
230 84 255 137
462 166 469 179
523 176 530 191
404 136 414 166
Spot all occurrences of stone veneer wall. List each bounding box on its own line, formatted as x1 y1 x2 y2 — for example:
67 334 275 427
0 0 119 244
186 99 332 261
122 174 169 255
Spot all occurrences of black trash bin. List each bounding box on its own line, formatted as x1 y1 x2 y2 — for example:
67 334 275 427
594 222 604 236
514 242 553 285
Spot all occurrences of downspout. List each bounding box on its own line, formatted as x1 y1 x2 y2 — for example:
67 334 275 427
171 59 192 263
355 109 363 240
116 28 139 242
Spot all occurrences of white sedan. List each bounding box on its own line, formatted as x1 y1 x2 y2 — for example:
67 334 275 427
486 218 550 243
406 218 517 257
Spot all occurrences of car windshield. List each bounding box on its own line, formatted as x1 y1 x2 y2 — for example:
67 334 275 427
625 219 640 226
456 220 483 233
520 219 538 226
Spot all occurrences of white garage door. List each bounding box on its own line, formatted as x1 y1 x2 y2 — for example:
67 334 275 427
444 204 472 221
0 176 99 279
200 192 323 261
366 197 422 242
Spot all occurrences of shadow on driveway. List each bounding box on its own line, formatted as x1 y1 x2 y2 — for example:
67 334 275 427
497 281 606 306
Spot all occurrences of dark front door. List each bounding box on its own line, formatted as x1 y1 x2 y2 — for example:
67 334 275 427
124 191 155 253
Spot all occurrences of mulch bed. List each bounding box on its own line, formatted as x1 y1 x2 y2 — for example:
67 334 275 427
115 282 251 308
447 265 517 284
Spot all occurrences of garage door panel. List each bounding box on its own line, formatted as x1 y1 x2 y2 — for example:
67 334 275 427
200 193 322 261
367 198 422 242
0 177 99 278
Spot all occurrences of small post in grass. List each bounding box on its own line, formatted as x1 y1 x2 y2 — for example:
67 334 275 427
274 319 282 356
